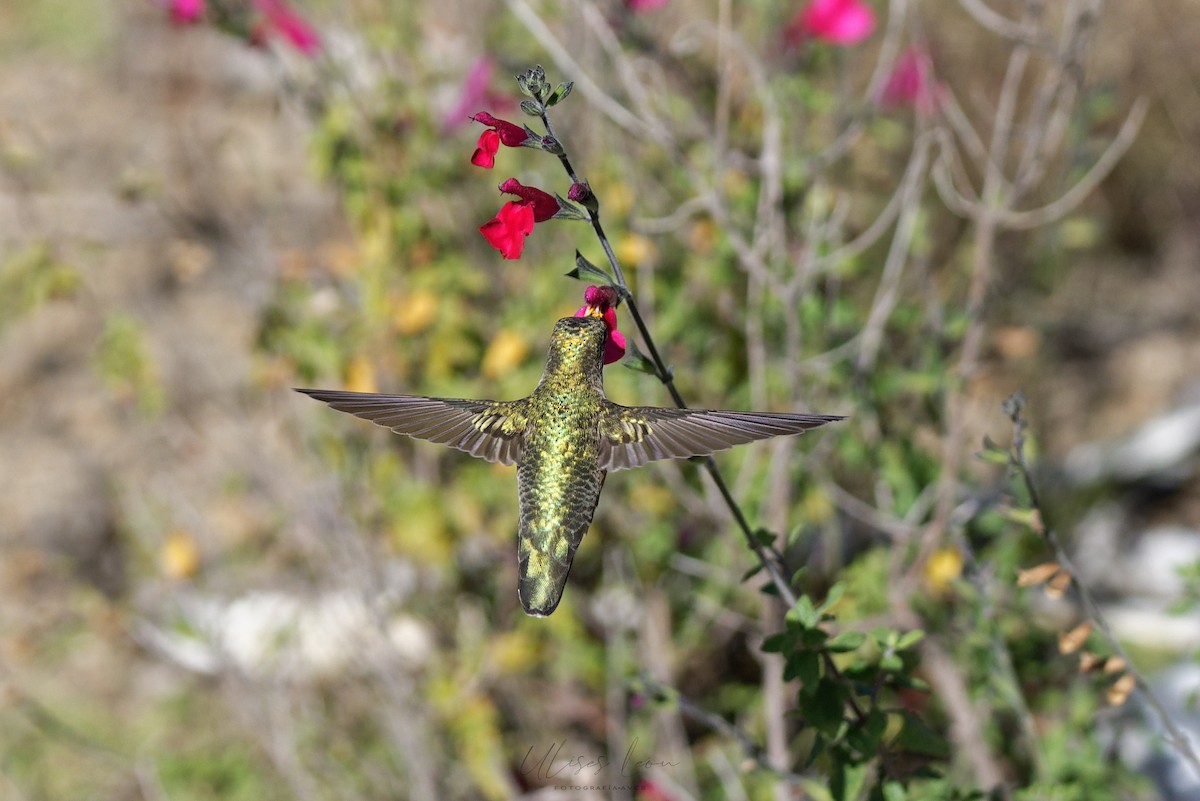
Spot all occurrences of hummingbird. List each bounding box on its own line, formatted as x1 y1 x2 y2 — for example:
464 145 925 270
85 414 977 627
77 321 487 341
297 289 843 617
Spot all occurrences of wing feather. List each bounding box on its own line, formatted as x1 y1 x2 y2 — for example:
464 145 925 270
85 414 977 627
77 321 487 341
296 388 528 466
598 403 844 472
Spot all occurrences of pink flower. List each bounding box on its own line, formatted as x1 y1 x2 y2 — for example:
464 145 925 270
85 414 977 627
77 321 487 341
786 0 876 46
442 59 512 133
252 0 320 55
574 285 627 365
626 0 669 10
636 779 674 801
479 178 559 260
163 0 204 24
470 112 529 169
879 47 939 115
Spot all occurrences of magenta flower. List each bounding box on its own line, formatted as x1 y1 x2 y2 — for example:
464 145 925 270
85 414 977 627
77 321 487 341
470 112 529 169
879 47 939 115
574 285 627 365
442 58 512 133
626 0 670 10
786 0 876 46
164 0 205 24
251 0 321 55
479 178 559 260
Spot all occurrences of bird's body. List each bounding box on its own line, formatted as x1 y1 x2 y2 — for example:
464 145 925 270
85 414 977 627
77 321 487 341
298 314 842 617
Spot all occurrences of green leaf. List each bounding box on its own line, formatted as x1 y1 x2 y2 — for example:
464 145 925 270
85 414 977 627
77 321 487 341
565 251 614 285
801 779 835 801
788 595 820 630
519 99 542 117
546 81 574 106
819 581 846 614
552 195 586 221
788 650 821 689
894 711 949 758
804 678 846 735
621 339 659 376
881 780 908 801
896 630 925 650
829 753 869 801
847 707 886 754
761 633 786 653
827 631 866 652
753 527 777 547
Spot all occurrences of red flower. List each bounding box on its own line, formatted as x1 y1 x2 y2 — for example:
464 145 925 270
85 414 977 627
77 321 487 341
879 47 939 115
574 285 627 365
636 779 674 801
252 0 320 55
626 0 669 10
470 112 529 169
479 179 559 260
442 59 512 133
786 0 876 46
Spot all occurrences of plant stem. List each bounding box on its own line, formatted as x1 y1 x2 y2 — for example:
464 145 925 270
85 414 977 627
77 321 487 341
542 112 798 607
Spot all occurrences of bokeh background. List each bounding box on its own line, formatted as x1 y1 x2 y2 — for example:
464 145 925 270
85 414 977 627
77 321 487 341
2 1 1200 799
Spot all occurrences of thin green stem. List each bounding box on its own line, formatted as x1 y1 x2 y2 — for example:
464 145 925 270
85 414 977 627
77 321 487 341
1007 397 1200 775
541 111 798 607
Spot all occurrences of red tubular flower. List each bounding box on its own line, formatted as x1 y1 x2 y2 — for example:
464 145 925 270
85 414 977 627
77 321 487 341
478 179 559 260
470 112 529 169
785 0 876 46
574 285 627 365
251 0 321 55
879 47 939 116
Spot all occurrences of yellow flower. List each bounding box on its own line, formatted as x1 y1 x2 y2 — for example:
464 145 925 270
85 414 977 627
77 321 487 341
392 290 440 336
481 329 528 379
161 529 200 580
923 546 963 595
343 355 378 394
617 233 656 266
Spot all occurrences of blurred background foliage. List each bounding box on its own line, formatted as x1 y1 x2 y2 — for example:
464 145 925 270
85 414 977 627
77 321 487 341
2 0 1200 799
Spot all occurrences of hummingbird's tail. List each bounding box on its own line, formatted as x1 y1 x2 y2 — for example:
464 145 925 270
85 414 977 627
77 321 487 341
515 468 606 617
517 538 577 617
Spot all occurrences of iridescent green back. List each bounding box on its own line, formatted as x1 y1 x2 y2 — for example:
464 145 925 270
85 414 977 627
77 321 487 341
516 316 608 616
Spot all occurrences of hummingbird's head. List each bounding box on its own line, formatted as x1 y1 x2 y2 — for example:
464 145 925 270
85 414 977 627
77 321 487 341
571 285 627 365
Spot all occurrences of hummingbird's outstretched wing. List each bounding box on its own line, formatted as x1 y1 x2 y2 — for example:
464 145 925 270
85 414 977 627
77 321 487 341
597 403 844 471
296 389 530 466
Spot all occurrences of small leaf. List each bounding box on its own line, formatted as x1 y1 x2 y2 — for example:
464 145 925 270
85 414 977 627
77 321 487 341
753 528 777 548
804 678 846 736
827 631 866 652
519 99 543 117
546 81 574 106
1057 621 1092 654
977 434 1011 465
800 779 835 801
566 251 615 285
787 595 820 629
894 711 949 758
552 195 586 221
882 780 908 801
896 630 925 650
818 581 845 614
789 650 821 688
621 340 659 376
761 633 786 653
1016 561 1062 588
